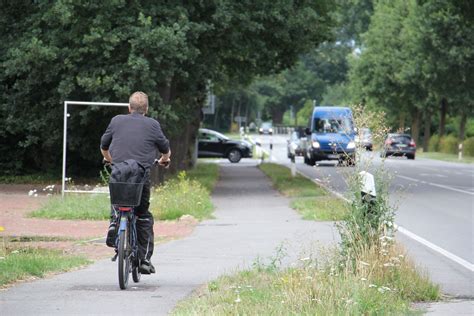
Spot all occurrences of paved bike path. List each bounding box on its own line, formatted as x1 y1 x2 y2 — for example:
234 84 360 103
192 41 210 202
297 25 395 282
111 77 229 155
0 162 339 315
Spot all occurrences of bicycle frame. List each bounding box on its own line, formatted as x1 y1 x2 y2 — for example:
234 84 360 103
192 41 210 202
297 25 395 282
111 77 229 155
115 206 139 260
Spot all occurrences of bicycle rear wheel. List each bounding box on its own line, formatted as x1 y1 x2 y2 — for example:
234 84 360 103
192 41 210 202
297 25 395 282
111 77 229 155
118 223 131 290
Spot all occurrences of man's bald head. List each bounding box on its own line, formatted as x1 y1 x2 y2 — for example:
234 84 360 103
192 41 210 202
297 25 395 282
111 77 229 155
129 91 148 114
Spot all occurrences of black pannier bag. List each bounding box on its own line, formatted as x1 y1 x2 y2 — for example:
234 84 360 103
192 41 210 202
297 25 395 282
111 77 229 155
108 159 148 206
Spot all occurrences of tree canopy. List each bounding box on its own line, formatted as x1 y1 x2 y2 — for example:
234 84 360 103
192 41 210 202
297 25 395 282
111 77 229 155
0 0 333 175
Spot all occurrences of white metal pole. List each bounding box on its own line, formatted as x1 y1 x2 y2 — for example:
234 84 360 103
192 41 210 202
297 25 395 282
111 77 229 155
61 101 68 197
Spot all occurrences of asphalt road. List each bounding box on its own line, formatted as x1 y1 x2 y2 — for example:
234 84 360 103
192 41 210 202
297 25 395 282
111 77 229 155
257 134 474 298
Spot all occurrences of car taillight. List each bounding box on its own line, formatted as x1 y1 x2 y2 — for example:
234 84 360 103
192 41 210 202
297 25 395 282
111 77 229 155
409 140 416 147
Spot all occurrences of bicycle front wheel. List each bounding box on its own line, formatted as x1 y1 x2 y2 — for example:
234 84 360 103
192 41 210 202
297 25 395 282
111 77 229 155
118 224 131 290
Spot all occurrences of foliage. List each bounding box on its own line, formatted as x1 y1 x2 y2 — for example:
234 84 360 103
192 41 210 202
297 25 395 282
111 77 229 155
259 163 326 198
0 246 89 286
349 0 474 136
438 135 459 154
186 163 220 193
0 1 334 176
151 171 213 221
173 243 438 315
428 134 440 152
464 137 474 157
30 194 110 220
291 196 348 221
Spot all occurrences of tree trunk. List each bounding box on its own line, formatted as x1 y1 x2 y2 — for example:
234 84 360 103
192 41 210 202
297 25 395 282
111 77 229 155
151 81 204 186
398 111 406 132
422 110 432 152
411 108 421 145
439 98 447 137
459 111 467 142
229 97 235 132
244 102 249 129
213 99 219 129
271 108 284 124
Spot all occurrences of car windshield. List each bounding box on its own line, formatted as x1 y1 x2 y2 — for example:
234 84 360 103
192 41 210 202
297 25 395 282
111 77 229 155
261 123 272 129
291 131 299 141
390 135 411 144
313 117 353 134
199 130 229 141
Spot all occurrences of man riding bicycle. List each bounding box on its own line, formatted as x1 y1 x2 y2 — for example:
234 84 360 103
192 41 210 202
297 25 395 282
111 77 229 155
100 91 171 274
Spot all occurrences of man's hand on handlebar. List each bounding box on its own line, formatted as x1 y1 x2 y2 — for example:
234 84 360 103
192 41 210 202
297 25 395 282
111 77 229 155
157 156 171 168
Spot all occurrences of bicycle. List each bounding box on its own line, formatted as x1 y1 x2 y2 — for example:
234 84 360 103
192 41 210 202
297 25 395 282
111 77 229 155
107 158 169 290
109 178 145 290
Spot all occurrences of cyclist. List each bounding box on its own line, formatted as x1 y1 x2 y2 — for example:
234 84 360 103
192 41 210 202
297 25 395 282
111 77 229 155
100 91 171 274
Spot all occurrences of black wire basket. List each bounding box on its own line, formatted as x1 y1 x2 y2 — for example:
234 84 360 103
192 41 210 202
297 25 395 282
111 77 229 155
108 182 144 206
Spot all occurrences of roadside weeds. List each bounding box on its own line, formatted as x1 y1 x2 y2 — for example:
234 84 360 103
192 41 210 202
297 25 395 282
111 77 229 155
172 162 440 315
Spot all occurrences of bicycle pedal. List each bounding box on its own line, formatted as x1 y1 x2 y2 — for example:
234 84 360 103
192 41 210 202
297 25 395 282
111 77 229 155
111 253 118 262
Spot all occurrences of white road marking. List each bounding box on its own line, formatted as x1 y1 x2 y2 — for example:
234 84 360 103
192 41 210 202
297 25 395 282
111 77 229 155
397 175 474 195
418 173 447 178
397 225 474 272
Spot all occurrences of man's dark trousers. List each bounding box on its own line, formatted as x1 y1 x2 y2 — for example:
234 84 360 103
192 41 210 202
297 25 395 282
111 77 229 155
135 180 154 261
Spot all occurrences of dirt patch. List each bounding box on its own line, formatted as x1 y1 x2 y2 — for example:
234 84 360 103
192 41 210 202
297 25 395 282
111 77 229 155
0 191 198 261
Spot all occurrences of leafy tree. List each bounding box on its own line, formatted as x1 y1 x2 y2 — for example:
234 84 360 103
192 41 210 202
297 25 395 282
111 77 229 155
0 1 333 177
348 0 473 149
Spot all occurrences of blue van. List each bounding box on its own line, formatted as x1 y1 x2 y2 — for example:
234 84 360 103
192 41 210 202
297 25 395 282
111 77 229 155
303 106 356 166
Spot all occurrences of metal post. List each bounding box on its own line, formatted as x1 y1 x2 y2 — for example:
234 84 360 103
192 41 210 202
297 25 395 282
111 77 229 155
61 101 68 197
269 139 273 161
458 143 463 160
291 155 296 177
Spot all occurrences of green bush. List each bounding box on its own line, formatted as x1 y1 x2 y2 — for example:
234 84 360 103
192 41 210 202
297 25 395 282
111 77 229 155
439 135 458 154
463 137 474 157
428 134 440 152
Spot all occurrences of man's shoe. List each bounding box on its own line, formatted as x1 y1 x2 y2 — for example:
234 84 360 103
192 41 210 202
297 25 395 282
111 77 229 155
105 222 117 247
139 259 156 274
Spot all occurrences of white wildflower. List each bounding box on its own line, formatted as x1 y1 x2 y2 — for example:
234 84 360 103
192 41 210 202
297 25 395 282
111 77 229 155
368 284 377 288
234 296 241 303
28 190 35 196
360 278 367 281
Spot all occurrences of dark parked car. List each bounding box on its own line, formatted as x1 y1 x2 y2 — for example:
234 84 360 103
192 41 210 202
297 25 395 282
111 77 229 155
381 133 416 160
356 128 373 151
198 128 253 163
259 122 273 135
287 130 304 159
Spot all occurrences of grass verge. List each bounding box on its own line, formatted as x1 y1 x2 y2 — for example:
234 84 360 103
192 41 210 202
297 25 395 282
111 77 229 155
30 194 110 220
417 151 474 163
30 163 219 221
151 163 219 221
173 243 439 315
0 244 90 286
186 162 220 192
259 163 348 221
